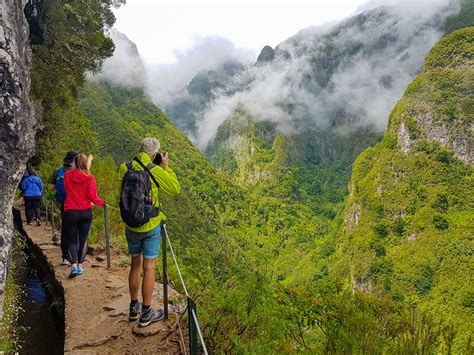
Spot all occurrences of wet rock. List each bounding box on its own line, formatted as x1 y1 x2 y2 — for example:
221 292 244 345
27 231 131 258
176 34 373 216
0 0 35 293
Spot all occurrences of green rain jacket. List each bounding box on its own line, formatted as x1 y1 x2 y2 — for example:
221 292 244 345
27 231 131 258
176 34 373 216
118 151 181 233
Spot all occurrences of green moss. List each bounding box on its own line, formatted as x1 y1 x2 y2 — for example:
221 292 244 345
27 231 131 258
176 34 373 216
0 258 26 352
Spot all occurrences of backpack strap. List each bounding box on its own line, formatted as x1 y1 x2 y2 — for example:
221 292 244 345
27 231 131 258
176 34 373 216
133 158 160 189
126 161 133 171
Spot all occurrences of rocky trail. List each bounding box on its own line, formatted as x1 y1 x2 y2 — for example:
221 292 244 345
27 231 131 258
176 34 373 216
13 201 185 354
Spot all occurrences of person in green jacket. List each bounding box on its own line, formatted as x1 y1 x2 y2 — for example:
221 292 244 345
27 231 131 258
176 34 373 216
118 137 180 327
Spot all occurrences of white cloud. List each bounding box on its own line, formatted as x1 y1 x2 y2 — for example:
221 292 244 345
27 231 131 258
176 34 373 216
145 36 254 106
192 0 461 147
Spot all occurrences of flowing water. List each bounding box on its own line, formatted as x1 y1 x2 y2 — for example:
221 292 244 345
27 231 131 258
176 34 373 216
11 240 64 354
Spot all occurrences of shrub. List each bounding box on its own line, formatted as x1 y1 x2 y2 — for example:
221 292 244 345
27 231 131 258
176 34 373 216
414 265 435 295
433 215 449 230
374 223 389 238
431 193 449 213
370 239 386 256
392 217 406 237
435 148 453 163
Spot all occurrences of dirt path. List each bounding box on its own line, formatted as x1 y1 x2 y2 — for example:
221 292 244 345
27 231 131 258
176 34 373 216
14 202 185 354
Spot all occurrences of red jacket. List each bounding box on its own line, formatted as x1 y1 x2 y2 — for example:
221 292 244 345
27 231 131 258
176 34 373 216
63 169 105 211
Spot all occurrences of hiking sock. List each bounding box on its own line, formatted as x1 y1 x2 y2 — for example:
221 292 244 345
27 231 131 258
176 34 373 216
131 299 139 307
143 305 151 311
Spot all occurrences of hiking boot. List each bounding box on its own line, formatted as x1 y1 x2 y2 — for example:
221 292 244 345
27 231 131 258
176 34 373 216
26 221 32 225
139 308 164 327
36 219 41 226
129 301 142 322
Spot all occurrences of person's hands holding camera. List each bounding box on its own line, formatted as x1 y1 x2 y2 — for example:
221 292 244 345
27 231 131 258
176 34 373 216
160 151 169 169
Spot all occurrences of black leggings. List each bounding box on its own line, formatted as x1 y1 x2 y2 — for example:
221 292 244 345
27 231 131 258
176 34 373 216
62 209 92 264
24 196 41 223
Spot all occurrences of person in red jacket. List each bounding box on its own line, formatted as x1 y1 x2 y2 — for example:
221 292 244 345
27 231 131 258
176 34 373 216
63 154 105 278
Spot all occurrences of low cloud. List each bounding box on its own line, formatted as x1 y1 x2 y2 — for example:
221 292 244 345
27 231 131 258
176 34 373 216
90 29 147 87
192 0 461 148
145 36 255 107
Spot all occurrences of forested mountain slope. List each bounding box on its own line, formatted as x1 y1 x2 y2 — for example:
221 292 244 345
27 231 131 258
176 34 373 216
337 27 474 351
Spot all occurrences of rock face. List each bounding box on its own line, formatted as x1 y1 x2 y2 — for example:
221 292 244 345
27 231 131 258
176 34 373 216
391 27 474 165
0 0 35 292
256 45 275 64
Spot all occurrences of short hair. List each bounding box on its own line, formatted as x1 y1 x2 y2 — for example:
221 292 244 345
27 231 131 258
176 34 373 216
140 137 160 155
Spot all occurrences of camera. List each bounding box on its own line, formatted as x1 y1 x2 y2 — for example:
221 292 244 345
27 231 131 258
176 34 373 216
153 152 162 165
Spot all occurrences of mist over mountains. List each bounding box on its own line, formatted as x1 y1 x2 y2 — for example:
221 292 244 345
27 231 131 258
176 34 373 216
91 29 147 87
96 0 462 150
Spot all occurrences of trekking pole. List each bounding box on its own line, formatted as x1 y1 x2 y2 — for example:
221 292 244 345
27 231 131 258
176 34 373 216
105 204 111 269
162 224 168 320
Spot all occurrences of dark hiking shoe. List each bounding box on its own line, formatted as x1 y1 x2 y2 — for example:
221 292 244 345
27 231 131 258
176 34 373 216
139 308 164 327
36 219 41 226
129 301 142 322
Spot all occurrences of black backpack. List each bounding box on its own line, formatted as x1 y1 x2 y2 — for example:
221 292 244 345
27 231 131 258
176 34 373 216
119 158 160 228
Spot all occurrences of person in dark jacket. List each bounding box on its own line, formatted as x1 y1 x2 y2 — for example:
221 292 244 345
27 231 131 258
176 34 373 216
20 167 44 226
50 150 79 265
63 154 105 278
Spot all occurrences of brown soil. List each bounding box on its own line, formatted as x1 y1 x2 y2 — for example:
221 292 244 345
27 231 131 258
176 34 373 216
15 202 186 354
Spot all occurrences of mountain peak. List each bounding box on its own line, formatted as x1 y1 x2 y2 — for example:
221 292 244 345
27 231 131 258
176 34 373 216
256 45 275 64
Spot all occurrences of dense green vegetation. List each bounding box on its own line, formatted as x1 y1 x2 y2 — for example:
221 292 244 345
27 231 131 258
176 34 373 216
32 0 125 177
25 0 473 351
337 27 474 352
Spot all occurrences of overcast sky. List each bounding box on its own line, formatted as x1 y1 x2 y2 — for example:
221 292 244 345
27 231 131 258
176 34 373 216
113 0 373 64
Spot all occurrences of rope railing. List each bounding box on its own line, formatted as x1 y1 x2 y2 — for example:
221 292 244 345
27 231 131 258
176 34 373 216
162 224 209 355
163 225 189 297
